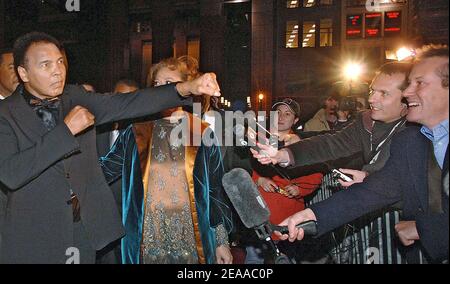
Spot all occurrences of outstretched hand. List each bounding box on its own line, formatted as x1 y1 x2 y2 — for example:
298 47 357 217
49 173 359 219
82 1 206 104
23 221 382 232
250 143 281 165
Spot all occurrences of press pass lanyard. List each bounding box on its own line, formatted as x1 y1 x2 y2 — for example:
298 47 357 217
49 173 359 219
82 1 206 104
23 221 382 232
369 119 406 165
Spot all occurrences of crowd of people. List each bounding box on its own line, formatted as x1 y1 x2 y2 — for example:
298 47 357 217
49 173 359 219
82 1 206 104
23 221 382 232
0 31 448 264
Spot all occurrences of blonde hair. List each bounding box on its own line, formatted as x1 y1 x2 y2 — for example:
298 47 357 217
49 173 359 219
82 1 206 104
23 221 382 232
147 56 211 113
147 55 200 87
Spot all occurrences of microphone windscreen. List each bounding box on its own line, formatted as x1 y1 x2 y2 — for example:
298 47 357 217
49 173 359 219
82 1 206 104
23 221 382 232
222 168 270 228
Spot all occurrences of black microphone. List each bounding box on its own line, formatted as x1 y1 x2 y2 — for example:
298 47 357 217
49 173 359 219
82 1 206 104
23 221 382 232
222 168 318 237
233 124 261 151
233 123 278 152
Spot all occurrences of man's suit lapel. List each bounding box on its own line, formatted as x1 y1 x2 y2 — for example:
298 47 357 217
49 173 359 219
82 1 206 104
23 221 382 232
9 87 48 140
60 91 73 119
60 93 78 174
442 145 449 197
408 132 429 210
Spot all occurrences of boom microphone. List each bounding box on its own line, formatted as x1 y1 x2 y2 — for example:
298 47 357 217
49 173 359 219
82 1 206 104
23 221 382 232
222 168 317 264
222 168 318 236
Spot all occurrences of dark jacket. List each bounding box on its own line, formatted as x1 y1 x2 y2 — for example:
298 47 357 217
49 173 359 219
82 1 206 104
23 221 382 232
0 84 191 263
0 185 5 252
288 111 407 174
311 127 449 263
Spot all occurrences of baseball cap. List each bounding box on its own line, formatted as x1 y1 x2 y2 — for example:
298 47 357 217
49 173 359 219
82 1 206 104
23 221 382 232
327 92 341 101
272 98 301 118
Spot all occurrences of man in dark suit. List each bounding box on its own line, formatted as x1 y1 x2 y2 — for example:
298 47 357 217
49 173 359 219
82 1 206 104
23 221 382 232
0 32 221 264
0 48 19 257
255 45 449 263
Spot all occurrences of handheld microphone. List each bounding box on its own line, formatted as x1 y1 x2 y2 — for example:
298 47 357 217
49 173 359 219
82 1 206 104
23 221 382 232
222 168 317 264
233 124 261 151
222 168 318 237
233 123 278 152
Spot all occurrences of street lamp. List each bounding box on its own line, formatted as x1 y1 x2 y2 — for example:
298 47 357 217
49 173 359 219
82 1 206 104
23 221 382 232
258 93 264 111
343 62 364 97
396 47 414 61
344 62 363 81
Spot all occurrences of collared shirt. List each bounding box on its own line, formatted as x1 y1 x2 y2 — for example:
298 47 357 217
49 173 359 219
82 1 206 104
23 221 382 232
421 119 449 169
203 112 216 132
22 88 61 131
0 94 5 100
110 129 120 147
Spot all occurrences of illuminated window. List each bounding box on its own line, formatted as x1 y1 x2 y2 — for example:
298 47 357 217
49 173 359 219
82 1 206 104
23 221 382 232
365 13 382 38
346 14 363 39
286 0 299 8
143 42 153 87
320 19 333 47
187 38 200 61
346 0 405 7
286 21 299 48
302 22 316 48
303 0 316 7
385 11 402 37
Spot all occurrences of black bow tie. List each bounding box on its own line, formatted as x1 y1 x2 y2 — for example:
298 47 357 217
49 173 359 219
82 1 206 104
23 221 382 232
28 97 61 131
29 97 61 109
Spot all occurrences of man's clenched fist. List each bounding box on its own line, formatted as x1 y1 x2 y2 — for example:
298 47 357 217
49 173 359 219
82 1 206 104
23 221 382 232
64 106 95 135
176 73 221 97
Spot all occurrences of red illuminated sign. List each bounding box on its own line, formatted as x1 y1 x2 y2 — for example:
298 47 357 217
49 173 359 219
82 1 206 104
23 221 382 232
386 12 400 19
385 11 402 37
365 13 382 37
366 13 381 19
346 14 363 39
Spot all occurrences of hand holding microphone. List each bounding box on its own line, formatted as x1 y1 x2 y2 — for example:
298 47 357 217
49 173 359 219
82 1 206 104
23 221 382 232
274 208 318 242
250 144 292 167
222 169 318 264
222 169 318 240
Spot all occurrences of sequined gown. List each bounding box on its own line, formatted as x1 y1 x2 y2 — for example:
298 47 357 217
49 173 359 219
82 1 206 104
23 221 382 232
141 119 228 264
